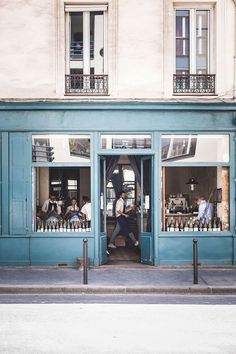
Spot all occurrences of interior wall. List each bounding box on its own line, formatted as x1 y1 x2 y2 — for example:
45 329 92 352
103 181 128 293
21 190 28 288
165 167 217 204
79 168 90 206
39 167 49 206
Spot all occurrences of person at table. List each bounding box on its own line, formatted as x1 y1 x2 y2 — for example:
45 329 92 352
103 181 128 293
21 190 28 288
80 196 91 224
65 198 80 219
41 195 61 217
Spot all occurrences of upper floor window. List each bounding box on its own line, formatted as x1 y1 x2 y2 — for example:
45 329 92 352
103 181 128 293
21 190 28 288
174 8 215 94
65 5 108 95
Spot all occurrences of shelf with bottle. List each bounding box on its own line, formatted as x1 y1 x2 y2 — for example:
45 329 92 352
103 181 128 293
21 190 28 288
165 216 222 232
36 219 91 233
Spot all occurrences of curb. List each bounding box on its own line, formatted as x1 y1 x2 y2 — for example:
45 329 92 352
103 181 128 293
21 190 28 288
1 286 236 295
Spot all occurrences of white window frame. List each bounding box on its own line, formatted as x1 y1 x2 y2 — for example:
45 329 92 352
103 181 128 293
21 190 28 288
174 5 214 75
65 4 108 76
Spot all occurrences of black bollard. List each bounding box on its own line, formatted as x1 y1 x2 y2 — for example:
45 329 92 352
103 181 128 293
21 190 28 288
193 239 198 284
83 239 88 285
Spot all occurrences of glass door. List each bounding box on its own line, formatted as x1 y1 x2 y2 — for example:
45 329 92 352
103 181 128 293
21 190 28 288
99 156 107 264
140 156 153 264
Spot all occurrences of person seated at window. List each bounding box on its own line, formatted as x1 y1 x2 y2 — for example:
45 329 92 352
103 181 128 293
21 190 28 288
41 195 62 218
196 196 214 223
80 196 91 223
65 198 80 220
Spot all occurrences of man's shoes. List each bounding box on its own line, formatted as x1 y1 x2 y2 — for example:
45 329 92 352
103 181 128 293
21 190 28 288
134 241 139 247
108 243 117 249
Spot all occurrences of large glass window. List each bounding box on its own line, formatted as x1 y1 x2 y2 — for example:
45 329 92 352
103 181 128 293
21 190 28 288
65 5 108 95
161 134 230 233
33 167 91 232
32 134 91 232
176 9 210 74
32 135 90 163
101 135 152 149
161 135 229 163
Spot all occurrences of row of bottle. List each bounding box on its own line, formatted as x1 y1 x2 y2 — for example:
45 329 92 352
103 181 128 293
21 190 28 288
165 217 222 232
36 220 91 232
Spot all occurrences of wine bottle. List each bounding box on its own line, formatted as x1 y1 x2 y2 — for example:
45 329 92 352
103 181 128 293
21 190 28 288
189 218 193 231
174 219 179 232
203 220 208 232
208 220 213 232
217 219 222 232
184 219 189 232
169 218 174 232
213 218 217 232
193 220 198 232
179 219 184 232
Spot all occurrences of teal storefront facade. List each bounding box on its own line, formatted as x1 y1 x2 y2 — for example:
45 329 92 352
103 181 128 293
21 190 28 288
0 101 236 267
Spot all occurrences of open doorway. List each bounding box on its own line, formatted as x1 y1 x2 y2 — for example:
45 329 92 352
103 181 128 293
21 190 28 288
100 155 153 265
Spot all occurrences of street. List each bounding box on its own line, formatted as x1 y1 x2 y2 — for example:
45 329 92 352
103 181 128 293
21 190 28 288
0 301 236 353
1 294 236 304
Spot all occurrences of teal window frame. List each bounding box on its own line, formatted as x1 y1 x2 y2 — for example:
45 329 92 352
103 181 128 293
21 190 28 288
30 132 93 236
159 132 234 236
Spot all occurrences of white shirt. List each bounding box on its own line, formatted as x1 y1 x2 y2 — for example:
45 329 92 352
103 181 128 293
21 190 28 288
115 198 125 218
42 199 61 215
80 202 91 221
198 200 214 222
66 204 79 214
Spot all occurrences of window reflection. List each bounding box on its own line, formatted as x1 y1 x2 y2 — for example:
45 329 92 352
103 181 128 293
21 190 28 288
101 135 152 149
32 135 90 163
161 135 229 163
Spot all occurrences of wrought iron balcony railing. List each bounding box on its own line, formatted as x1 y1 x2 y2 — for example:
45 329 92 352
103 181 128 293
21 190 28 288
65 74 108 95
173 74 215 94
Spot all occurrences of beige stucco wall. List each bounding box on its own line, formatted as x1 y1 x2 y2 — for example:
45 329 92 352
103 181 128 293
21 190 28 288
0 0 235 100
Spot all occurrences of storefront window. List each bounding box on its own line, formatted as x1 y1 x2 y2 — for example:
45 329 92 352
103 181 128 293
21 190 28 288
161 135 229 163
161 134 230 233
33 167 91 232
162 166 229 232
101 134 152 149
32 135 90 163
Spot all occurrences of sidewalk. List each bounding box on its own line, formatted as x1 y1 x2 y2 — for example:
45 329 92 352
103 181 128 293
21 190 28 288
0 266 236 295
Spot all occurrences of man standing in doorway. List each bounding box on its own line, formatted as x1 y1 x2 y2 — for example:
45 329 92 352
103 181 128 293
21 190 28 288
108 191 139 249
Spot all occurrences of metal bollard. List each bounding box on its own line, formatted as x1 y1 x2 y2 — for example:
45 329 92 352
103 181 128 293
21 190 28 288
193 239 198 284
83 239 88 285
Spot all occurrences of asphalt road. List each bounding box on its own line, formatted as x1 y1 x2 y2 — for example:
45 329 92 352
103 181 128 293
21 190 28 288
1 303 236 353
1 294 236 304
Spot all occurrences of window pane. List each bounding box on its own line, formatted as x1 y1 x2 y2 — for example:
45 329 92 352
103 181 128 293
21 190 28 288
32 135 90 163
101 135 152 149
176 10 190 74
196 10 209 74
90 11 104 74
162 167 229 232
34 167 91 232
161 135 229 163
70 13 83 62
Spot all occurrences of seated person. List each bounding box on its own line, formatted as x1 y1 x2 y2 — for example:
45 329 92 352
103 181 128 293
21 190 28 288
41 195 62 219
80 196 91 223
65 198 80 220
196 196 214 223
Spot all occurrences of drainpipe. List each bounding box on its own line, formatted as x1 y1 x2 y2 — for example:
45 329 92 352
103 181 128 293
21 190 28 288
232 0 236 99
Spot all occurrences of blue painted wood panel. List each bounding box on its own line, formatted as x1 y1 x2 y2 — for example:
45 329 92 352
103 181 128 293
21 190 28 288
0 103 235 132
9 133 30 235
159 236 233 266
0 238 30 265
30 237 95 266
